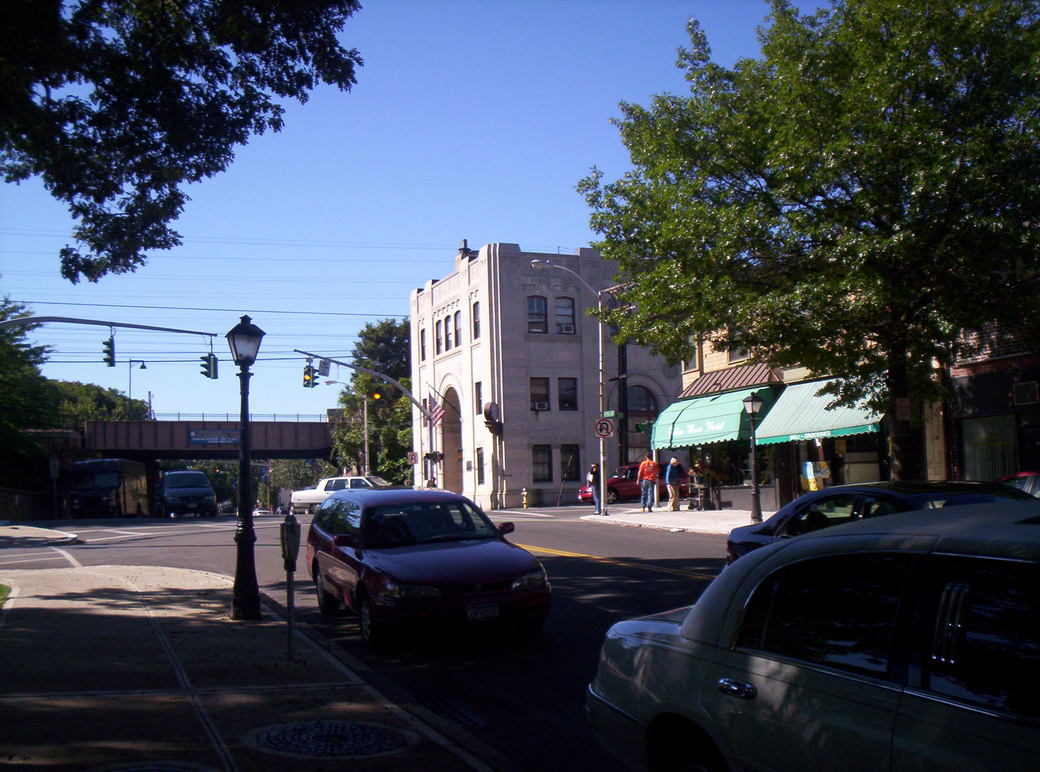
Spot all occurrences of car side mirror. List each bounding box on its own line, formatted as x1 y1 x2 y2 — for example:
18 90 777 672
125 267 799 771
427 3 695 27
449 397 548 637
498 522 515 536
333 533 356 548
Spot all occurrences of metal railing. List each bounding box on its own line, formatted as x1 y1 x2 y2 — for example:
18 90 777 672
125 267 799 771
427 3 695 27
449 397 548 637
151 413 331 423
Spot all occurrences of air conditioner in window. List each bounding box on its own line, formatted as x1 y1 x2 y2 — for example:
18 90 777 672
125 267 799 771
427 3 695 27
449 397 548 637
532 402 550 411
1012 381 1039 406
558 324 575 334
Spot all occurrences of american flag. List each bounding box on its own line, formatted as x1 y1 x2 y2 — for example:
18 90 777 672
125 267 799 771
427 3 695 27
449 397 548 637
428 394 446 426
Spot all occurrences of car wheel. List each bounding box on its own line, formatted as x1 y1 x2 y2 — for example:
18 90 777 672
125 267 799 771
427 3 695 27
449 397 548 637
606 488 619 505
357 592 388 648
646 717 726 772
314 566 340 616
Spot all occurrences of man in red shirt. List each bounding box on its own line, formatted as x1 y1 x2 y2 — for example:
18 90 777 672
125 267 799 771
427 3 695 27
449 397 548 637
637 452 658 512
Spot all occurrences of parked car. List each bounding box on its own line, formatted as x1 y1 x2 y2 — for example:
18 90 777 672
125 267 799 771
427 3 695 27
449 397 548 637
587 500 1040 771
252 507 272 517
999 470 1040 497
725 480 1032 563
307 488 551 647
578 462 689 505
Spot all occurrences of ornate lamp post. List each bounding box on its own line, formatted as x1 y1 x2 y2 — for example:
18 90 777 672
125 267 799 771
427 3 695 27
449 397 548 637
530 259 609 515
226 315 265 620
743 392 763 524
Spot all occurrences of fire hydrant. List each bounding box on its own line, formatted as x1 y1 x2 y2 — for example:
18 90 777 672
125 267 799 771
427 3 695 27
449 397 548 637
521 488 529 509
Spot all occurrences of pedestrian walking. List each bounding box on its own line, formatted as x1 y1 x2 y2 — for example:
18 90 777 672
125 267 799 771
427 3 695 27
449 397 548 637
637 452 658 512
665 457 686 511
587 463 602 515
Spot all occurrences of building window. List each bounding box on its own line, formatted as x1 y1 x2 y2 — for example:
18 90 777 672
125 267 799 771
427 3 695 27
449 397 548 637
530 377 550 411
561 444 580 481
558 377 578 411
475 447 485 485
454 310 462 347
444 315 453 350
533 445 552 482
435 320 443 355
555 297 576 333
475 381 483 414
530 377 550 410
528 296 548 334
728 347 748 363
472 301 481 339
628 385 657 413
419 329 427 361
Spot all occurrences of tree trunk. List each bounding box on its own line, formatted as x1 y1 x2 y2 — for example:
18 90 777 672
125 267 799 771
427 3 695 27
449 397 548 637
886 351 923 481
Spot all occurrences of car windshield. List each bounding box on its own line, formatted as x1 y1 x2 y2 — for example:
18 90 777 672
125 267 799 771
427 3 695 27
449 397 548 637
364 500 499 548
166 473 209 489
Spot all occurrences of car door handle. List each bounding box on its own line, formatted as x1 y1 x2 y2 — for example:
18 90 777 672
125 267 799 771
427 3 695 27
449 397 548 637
717 678 757 700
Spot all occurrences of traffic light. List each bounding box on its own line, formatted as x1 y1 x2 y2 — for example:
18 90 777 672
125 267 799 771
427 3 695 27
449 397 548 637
303 365 316 388
372 389 382 401
102 336 115 366
200 353 218 379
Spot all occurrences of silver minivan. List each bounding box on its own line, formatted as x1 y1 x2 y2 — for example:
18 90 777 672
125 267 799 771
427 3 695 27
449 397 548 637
587 501 1040 771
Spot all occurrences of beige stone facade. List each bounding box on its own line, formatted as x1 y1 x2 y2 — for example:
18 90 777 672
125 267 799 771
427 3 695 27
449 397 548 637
410 242 683 509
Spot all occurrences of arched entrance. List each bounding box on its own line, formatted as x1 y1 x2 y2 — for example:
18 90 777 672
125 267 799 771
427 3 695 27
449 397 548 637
440 387 463 493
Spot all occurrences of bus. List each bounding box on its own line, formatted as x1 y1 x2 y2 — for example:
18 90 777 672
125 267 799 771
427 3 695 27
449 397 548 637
67 458 149 518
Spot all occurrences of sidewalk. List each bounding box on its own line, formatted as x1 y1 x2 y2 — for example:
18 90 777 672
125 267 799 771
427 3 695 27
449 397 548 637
0 560 507 771
496 503 773 535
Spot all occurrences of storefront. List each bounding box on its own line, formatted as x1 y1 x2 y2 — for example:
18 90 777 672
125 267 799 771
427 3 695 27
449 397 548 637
651 385 779 511
754 378 884 506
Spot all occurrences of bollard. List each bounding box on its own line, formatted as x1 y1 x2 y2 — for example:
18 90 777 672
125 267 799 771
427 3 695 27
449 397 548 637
521 488 529 509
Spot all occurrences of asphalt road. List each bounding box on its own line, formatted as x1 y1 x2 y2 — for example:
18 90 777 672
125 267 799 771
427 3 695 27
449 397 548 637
3 508 728 771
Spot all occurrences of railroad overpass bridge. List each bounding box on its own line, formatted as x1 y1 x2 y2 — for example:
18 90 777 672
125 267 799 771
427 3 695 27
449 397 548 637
84 419 333 461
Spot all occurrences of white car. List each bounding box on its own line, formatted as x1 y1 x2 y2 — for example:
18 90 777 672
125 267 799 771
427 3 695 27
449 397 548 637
290 476 393 514
252 507 272 517
587 500 1040 771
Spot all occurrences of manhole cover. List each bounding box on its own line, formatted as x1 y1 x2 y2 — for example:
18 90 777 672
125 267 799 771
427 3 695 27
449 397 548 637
247 720 417 759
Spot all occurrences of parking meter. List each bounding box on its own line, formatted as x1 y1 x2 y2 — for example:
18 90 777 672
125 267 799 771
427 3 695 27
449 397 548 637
280 511 301 660
280 512 301 572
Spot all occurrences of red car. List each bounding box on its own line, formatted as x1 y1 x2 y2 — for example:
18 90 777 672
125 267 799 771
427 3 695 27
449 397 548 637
578 462 690 505
307 488 550 647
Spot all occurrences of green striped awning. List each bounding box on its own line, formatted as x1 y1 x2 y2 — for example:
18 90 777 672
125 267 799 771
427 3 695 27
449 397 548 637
755 379 881 445
651 386 776 450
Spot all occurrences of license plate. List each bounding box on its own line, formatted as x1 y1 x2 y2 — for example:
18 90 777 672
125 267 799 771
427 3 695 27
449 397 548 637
186 503 197 509
466 603 500 621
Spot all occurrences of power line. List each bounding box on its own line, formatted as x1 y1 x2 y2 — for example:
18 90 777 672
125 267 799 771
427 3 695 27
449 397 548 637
14 300 408 318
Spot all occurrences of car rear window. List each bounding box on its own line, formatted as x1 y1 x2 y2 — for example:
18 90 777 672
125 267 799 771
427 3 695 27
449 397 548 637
906 489 1033 508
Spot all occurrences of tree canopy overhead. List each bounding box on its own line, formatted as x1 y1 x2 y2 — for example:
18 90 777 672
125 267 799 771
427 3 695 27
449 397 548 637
1 0 362 282
579 0 1040 478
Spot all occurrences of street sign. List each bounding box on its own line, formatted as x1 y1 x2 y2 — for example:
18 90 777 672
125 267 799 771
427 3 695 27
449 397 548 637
407 451 419 465
594 418 615 438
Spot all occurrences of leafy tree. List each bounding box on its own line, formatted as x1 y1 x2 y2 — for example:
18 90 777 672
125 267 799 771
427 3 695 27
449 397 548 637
1 0 362 282
579 0 1040 479
330 319 412 483
0 298 58 486
50 380 150 425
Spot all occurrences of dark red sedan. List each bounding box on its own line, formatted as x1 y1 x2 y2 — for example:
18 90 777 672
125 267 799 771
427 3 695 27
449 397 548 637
307 488 550 647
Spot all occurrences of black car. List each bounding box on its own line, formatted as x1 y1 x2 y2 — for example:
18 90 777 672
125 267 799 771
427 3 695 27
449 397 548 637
726 481 1033 563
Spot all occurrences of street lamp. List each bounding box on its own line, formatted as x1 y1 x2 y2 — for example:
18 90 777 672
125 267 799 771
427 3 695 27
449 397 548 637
530 259 609 516
742 392 763 524
226 315 265 620
127 359 146 419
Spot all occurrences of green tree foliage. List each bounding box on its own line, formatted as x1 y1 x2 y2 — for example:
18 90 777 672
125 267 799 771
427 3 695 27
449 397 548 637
330 319 412 483
1 0 362 282
50 380 150 425
579 0 1040 478
0 299 58 486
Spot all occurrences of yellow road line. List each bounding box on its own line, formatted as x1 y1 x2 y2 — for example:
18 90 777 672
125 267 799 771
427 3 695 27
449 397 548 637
514 543 716 581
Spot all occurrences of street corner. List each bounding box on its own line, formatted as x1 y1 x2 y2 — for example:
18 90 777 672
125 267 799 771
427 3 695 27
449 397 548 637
0 524 79 548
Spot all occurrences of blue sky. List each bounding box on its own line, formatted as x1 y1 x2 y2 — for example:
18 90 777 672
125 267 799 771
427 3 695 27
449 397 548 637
1 1 818 418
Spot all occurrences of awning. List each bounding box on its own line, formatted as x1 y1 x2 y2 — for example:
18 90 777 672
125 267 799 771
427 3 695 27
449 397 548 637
651 386 777 450
755 379 881 445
